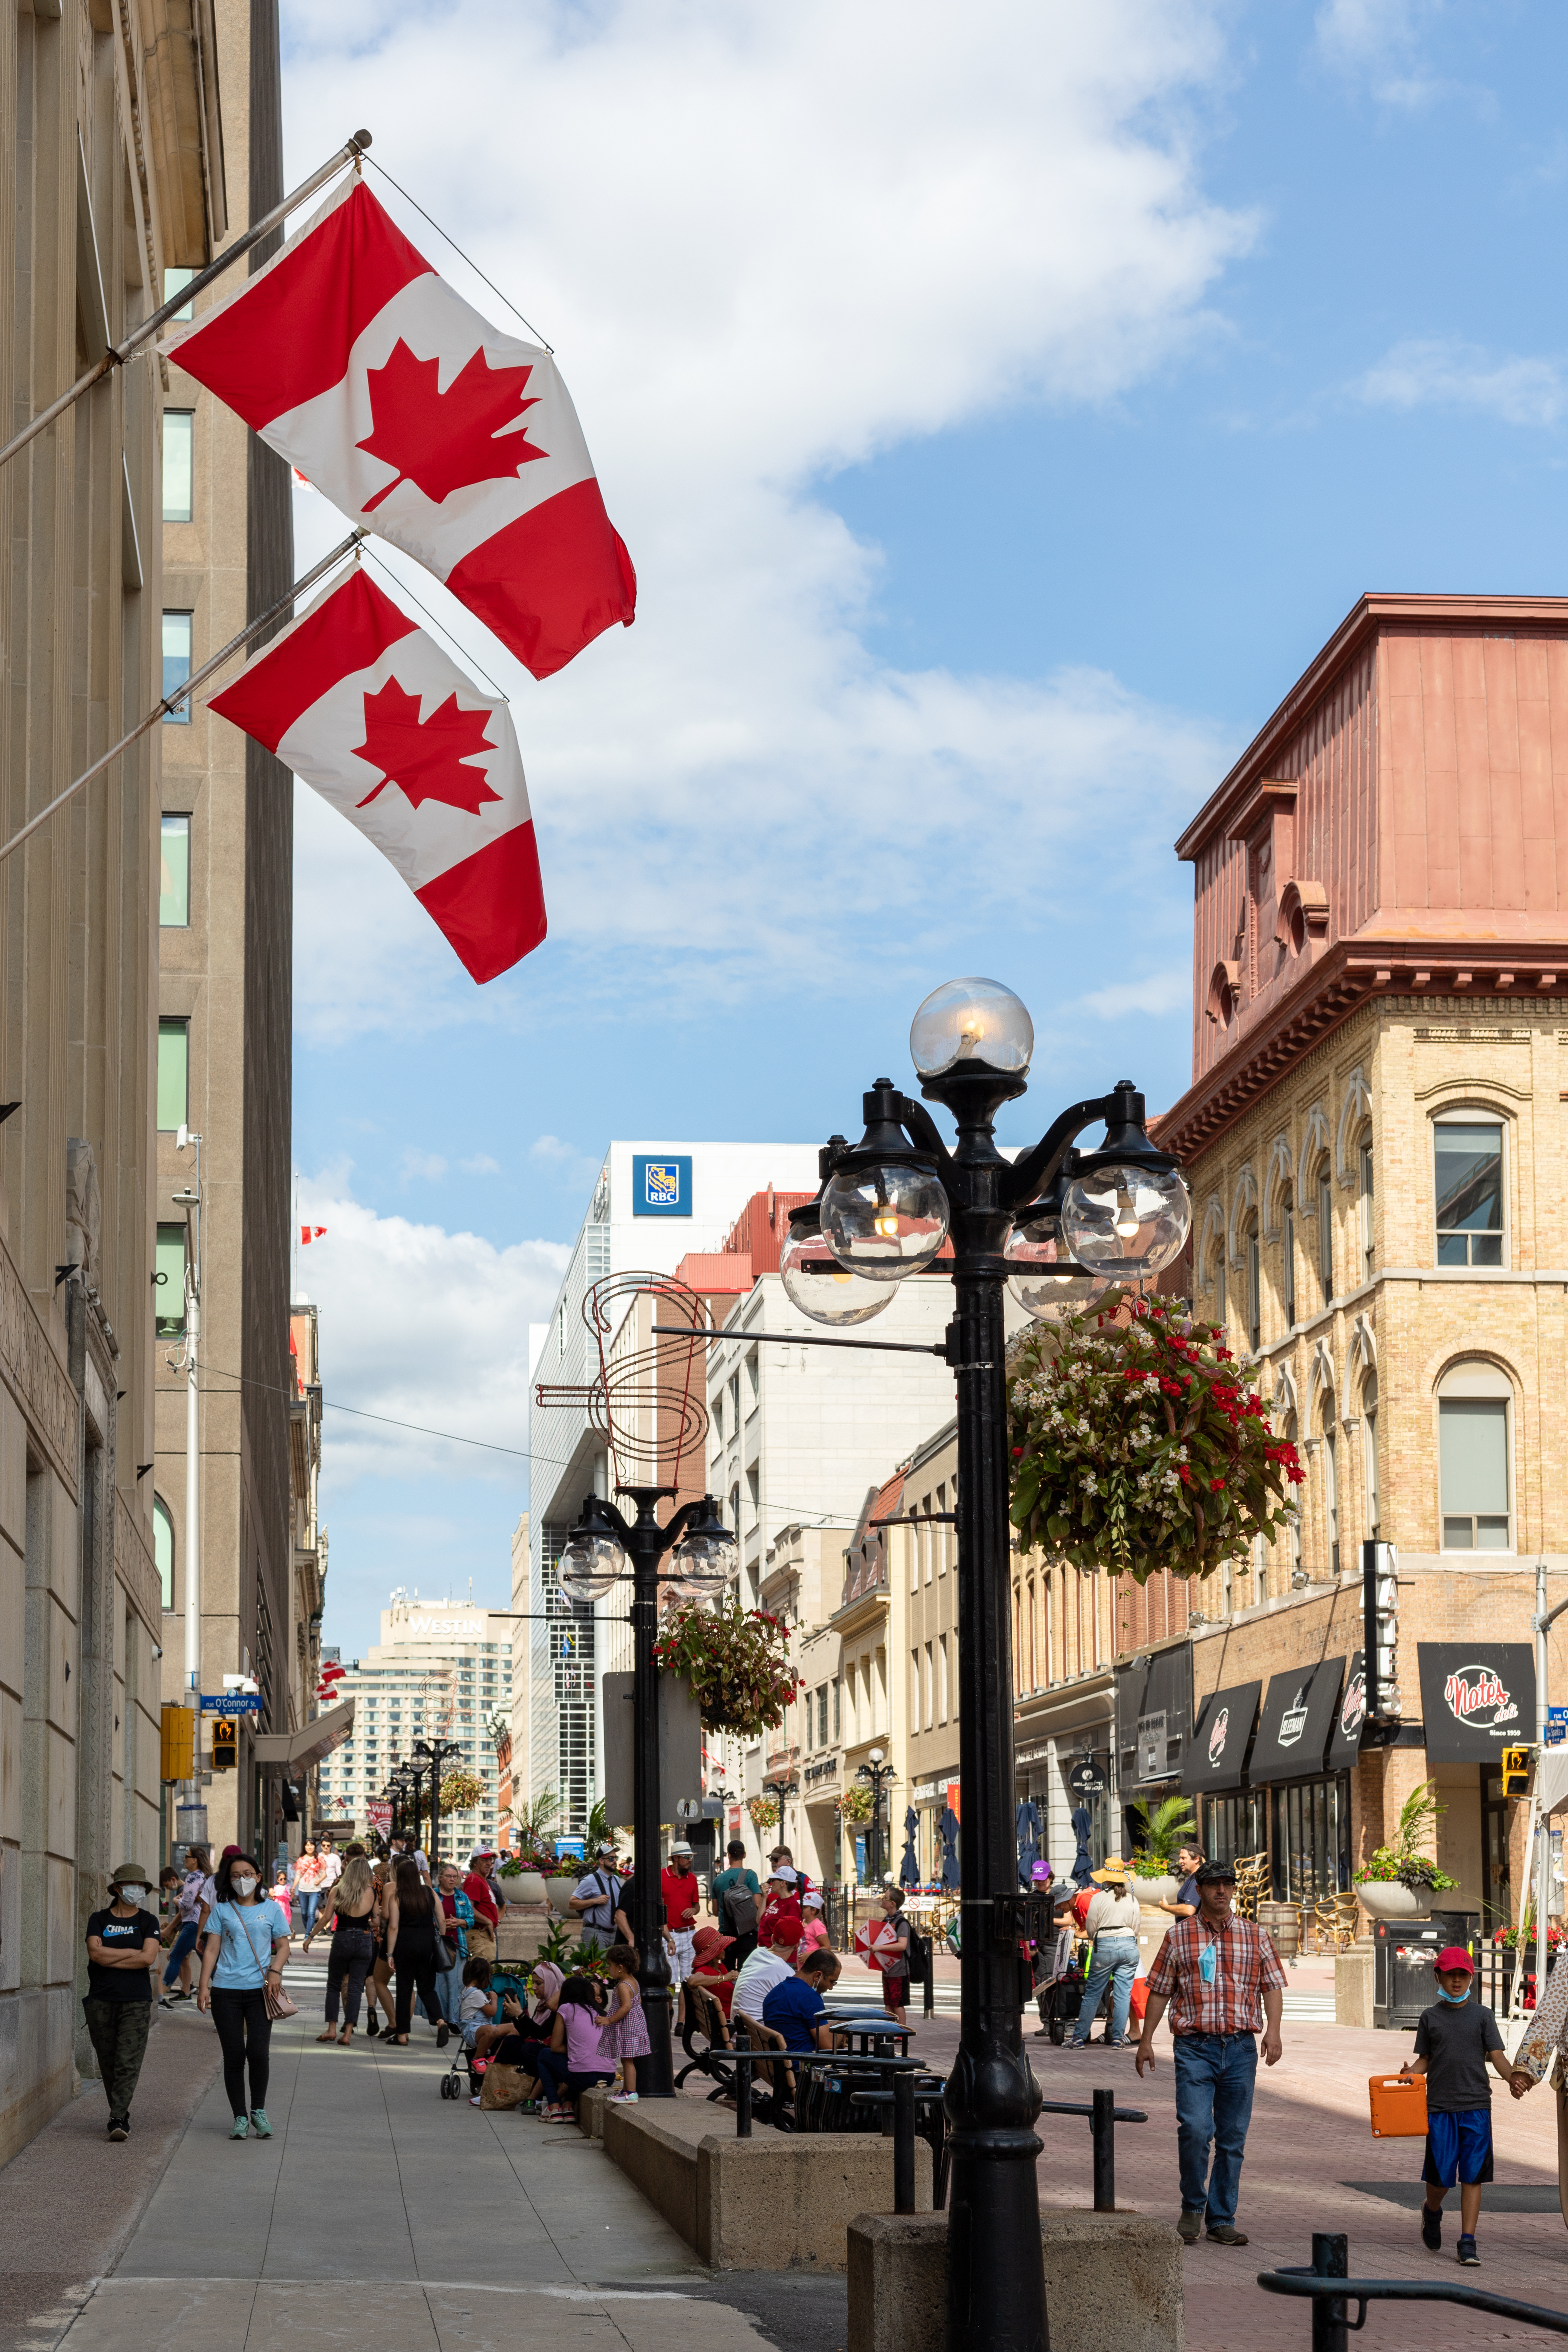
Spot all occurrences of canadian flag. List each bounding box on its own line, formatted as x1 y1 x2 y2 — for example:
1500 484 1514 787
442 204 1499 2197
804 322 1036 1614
210 565 545 983
300 1225 327 1245
162 177 635 682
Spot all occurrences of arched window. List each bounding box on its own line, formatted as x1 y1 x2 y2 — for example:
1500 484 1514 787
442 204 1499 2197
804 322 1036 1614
1322 1397 1340 1576
1438 1361 1513 1550
153 1494 175 1612
1362 1374 1379 1541
1435 1113 1505 1268
1284 1413 1303 1583
1358 1137 1375 1284
1245 1216 1261 1355
1281 1185 1296 1331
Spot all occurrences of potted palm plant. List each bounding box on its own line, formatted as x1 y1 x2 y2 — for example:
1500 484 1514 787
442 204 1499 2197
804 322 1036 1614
1354 1781 1458 1923
1127 1795 1198 1904
496 1791 561 1905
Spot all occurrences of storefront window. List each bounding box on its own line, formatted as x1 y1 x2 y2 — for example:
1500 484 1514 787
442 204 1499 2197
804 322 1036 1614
1271 1773 1351 1902
1202 1790 1265 1868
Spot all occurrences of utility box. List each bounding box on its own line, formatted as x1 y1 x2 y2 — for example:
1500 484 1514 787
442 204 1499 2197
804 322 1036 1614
160 1703 194 1781
602 1671 704 1829
1373 1913 1480 2029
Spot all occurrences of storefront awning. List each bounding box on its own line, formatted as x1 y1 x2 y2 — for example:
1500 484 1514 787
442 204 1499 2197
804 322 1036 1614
1327 1651 1368 1771
1115 1642 1193 1791
1537 1749 1568 1818
1182 1682 1262 1794
1248 1657 1345 1785
249 1697 354 1772
1417 1644 1534 1762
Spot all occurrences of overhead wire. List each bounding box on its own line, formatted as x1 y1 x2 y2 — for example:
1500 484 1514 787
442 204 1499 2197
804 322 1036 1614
357 148 554 351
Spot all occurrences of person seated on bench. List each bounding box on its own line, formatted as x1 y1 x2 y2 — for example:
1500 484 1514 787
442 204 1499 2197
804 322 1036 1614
689 1925 738 2017
472 1958 562 2071
763 1947 843 2053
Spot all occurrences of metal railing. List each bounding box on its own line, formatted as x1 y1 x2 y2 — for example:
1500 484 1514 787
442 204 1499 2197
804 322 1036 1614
1037 2089 1147 2212
1260 2233 1568 2349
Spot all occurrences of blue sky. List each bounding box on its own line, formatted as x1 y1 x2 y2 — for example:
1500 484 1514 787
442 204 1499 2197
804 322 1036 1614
274 0 1568 1656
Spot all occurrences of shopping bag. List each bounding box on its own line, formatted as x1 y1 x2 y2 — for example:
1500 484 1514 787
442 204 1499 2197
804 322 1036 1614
1368 2072 1427 2137
479 2061 534 2110
1129 1977 1150 2024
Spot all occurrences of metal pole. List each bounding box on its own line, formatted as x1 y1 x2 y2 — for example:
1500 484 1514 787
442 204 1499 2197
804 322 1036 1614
894 2069 917 2212
0 529 363 867
1310 2232 1349 2352
0 133 371 475
1091 2088 1115 2212
628 1493 675 2097
1537 1557 1551 1998
735 2027 752 2137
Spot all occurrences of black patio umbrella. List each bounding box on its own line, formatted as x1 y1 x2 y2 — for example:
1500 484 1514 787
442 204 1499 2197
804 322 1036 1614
939 1805 961 1890
899 1806 920 1887
1071 1804 1094 1888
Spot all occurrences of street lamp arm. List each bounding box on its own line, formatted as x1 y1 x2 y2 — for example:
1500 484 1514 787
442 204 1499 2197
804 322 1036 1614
1001 1093 1120 1216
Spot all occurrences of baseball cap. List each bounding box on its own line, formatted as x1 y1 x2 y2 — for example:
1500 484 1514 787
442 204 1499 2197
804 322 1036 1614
1435 1946 1475 1974
769 1865 799 1885
803 1891 824 1909
1195 1859 1236 1885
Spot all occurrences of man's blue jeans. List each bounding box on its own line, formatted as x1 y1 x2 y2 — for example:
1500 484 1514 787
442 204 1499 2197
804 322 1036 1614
435 1957 464 2026
1072 1933 1139 2047
1173 2032 1258 2229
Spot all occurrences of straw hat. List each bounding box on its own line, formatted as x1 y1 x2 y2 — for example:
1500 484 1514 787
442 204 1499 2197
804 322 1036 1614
1090 1858 1130 1886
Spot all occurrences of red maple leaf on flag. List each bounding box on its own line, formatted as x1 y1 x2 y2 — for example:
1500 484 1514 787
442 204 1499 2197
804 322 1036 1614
352 677 502 816
357 340 548 512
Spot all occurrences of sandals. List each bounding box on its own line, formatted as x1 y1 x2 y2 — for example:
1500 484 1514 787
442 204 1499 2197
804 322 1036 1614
338 2029 352 2046
315 2030 337 2043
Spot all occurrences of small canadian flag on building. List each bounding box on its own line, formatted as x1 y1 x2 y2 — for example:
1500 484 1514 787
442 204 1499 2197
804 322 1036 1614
300 1226 327 1244
162 176 635 682
210 565 545 983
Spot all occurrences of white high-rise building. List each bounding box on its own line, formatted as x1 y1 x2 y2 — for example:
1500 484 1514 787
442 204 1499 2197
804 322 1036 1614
318 1593 513 1855
525 1141 819 1838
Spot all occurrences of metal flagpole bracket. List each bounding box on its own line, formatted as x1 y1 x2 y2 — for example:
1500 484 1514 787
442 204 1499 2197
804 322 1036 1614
0 528 364 867
0 131 372 475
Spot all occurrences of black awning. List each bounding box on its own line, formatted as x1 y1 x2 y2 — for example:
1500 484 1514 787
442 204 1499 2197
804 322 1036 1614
1328 1651 1367 1771
1182 1682 1262 1794
1249 1657 1345 1785
1418 1643 1535 1762
1115 1643 1193 1790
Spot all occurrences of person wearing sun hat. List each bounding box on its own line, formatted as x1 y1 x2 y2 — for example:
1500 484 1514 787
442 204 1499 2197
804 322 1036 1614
1071 1857 1142 2050
689 1923 738 2016
1401 1944 1513 2267
83 1864 162 2141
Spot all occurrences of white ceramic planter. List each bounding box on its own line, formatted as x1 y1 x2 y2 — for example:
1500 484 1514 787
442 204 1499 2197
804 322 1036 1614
1131 1874 1176 1907
547 1875 578 1916
497 1871 548 1906
1355 1879 1432 1923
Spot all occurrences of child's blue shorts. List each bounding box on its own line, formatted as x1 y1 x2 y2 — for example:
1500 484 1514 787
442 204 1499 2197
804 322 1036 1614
1423 2108 1493 2187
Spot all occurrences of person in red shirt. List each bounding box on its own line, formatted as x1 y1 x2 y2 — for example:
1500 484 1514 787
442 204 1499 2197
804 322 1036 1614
462 1850 499 1961
756 1867 803 1955
688 1924 737 2018
660 1843 702 2016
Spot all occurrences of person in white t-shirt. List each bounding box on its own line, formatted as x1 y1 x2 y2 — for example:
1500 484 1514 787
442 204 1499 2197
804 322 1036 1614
732 1942 794 2030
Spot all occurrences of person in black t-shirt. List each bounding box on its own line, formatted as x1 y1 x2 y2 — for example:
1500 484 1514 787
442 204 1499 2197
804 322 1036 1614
84 1863 162 2141
1401 1946 1513 2266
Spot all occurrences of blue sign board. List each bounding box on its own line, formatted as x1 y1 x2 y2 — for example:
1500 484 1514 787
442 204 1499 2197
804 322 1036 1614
201 1692 263 1715
632 1155 692 1217
556 1836 585 1861
1548 1707 1568 1748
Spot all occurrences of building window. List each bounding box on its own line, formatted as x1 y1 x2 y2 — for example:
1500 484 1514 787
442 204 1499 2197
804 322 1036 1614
816 1685 827 1747
832 1676 841 1740
155 1223 187 1335
1282 1188 1295 1330
1215 1250 1226 1330
163 266 196 321
1363 1375 1379 1540
153 1495 175 1611
1317 1168 1333 1301
938 1634 949 1723
923 1643 933 1731
163 411 193 522
1440 1390 1511 1550
1358 1142 1374 1282
161 815 190 927
162 612 193 723
156 1019 189 1131
1284 1413 1302 1582
1246 1220 1261 1354
1323 1414 1339 1576
1435 1119 1504 1267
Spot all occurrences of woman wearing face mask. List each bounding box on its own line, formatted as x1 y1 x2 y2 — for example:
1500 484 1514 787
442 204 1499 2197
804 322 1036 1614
198 1847 292 2139
83 1863 162 2141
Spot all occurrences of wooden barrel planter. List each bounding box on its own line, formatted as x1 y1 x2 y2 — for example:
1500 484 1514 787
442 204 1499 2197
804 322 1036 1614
1257 1899 1301 1961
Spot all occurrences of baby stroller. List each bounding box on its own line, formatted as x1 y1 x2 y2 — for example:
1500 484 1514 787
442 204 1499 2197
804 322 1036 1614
1033 1925 1082 2046
438 1969 537 2104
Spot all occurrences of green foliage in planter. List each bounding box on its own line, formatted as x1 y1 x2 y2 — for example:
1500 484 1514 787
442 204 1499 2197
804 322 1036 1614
837 1785 874 1825
1008 1294 1304 1581
654 1599 799 1738
1352 1779 1458 1890
1128 1795 1197 1875
439 1769 485 1816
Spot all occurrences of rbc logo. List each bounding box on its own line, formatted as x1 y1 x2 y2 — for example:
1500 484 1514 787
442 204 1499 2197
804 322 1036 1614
645 1161 681 1208
632 1153 693 1216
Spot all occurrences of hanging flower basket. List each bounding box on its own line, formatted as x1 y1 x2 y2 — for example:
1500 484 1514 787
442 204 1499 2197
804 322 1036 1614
439 1769 485 1816
1007 1294 1303 1583
747 1795 781 1833
653 1600 800 1739
836 1785 874 1825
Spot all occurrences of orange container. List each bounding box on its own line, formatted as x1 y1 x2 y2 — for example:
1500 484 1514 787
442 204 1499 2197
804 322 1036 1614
1369 2072 1428 2138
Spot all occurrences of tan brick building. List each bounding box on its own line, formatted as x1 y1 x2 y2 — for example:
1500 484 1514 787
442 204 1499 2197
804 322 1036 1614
1149 594 1568 1931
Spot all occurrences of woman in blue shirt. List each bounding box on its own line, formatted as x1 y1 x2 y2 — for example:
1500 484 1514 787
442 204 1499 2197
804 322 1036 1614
198 1848 291 2139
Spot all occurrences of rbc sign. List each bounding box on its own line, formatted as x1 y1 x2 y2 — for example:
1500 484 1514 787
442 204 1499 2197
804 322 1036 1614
633 1155 692 1216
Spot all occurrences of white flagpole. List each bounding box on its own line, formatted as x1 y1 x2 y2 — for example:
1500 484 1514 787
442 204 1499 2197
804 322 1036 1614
0 530 364 868
0 132 372 475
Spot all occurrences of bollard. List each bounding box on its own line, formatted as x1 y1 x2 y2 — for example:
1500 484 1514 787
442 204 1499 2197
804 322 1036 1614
1310 2232 1348 2352
1091 2088 1115 2213
734 2026 752 2139
893 2069 916 2213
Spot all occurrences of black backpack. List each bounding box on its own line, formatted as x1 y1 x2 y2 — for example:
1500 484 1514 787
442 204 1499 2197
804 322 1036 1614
902 1919 928 1985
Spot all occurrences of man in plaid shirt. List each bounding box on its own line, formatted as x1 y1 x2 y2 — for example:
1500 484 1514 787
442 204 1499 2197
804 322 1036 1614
1136 1857 1286 2246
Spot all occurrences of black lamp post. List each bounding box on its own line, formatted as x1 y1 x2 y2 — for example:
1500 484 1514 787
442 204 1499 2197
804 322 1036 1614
783 978 1190 2352
858 1747 896 1885
557 1488 737 2100
415 1736 462 1868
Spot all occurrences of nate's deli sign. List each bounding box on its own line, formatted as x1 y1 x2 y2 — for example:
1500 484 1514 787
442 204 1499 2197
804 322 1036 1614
1417 1644 1535 1763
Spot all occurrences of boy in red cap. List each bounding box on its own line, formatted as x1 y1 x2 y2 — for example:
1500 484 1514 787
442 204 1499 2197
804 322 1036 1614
1401 1945 1513 2266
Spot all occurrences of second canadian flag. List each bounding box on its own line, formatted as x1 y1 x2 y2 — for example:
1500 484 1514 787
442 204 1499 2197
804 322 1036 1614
211 566 545 983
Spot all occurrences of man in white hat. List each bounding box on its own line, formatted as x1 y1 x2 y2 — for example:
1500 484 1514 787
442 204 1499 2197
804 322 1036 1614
661 1841 701 1999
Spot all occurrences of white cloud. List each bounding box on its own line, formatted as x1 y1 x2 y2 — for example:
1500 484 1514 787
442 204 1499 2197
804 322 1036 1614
401 1148 449 1181
1077 968 1192 1021
278 0 1253 1040
1357 338 1568 428
460 1153 501 1176
1314 0 1449 107
293 1169 570 1488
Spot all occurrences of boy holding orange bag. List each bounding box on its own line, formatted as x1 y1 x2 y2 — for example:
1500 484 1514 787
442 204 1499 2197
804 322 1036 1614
1400 1946 1514 2268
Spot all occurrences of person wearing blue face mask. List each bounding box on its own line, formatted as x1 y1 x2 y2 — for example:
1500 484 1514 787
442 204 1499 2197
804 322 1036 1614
1402 1946 1513 2268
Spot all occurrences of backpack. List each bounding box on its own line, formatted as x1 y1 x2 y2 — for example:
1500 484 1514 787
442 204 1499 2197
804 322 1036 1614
904 1924 929 1986
723 1879 760 1936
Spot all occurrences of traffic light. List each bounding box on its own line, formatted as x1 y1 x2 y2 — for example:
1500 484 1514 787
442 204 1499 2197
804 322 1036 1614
160 1703 194 1781
211 1716 237 1773
1501 1745 1532 1799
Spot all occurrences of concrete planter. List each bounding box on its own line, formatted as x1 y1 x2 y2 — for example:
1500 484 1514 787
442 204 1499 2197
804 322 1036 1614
1355 1878 1432 1923
546 1874 579 1916
496 1870 548 1906
1130 1874 1176 1907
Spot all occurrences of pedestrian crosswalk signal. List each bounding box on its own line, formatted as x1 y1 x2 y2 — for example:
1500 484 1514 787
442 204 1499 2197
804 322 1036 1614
211 1716 238 1772
1501 1745 1531 1799
160 1703 194 1781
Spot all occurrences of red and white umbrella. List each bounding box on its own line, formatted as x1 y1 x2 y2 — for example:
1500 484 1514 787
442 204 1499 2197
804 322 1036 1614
854 1919 894 1967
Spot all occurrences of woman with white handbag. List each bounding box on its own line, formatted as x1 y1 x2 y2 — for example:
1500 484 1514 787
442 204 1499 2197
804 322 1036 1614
198 1847 293 2139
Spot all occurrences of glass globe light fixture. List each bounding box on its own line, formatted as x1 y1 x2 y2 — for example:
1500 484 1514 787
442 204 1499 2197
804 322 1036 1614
668 1529 737 1596
555 1527 626 1604
1061 1162 1192 1278
820 1162 950 1281
780 1208 894 1325
910 977 1034 1079
1003 1208 1113 1322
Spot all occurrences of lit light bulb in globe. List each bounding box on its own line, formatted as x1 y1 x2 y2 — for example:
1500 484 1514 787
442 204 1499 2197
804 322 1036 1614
1061 1163 1191 1279
820 1164 950 1282
1003 1210 1112 1323
910 978 1034 1078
